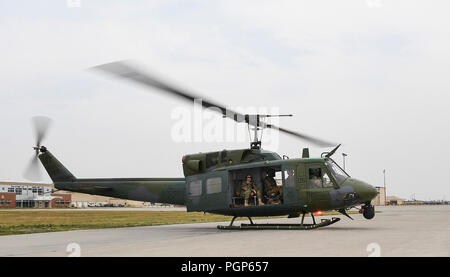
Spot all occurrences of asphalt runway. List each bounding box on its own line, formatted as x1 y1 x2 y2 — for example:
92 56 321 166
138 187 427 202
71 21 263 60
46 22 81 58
3 207 187 212
1 206 449 257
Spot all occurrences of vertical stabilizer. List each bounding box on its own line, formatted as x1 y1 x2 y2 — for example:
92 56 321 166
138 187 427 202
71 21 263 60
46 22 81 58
38 148 76 182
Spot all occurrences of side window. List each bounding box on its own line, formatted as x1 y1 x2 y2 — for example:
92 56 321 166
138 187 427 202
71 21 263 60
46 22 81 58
309 167 323 189
275 171 283 186
220 150 227 163
189 180 202 196
284 168 295 188
206 177 222 194
322 171 334 188
206 153 219 168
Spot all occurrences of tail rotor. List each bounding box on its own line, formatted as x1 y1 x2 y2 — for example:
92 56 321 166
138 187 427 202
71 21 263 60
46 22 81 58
23 116 52 181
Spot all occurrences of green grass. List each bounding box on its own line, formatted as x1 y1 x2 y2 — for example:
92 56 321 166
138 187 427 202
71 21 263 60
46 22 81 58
0 210 363 236
0 210 230 236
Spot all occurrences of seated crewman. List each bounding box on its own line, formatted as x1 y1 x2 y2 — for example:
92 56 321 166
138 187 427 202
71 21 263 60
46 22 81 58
264 170 282 204
309 168 323 189
240 174 263 206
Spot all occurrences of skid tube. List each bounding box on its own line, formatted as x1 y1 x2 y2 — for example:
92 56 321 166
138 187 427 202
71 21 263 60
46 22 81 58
217 214 341 230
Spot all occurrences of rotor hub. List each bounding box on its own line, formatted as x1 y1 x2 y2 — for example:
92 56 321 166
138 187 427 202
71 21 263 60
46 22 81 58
33 145 47 154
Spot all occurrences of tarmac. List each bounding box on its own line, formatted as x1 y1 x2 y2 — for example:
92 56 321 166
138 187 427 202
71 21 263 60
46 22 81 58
2 207 187 212
0 205 449 257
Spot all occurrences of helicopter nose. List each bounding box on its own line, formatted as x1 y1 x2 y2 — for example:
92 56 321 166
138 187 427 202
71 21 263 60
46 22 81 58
344 178 378 203
366 185 378 201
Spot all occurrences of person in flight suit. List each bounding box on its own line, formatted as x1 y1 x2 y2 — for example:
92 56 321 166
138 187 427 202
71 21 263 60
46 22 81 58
240 174 263 206
264 170 283 204
309 168 323 189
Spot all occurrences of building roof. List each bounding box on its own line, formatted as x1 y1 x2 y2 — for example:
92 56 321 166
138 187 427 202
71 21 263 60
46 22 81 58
0 181 53 187
387 196 405 201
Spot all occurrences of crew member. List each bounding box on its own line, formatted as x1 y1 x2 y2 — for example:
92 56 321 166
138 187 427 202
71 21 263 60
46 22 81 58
240 174 263 206
264 170 282 204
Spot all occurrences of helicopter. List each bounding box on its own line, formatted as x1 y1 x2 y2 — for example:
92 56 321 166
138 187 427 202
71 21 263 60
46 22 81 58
24 61 378 230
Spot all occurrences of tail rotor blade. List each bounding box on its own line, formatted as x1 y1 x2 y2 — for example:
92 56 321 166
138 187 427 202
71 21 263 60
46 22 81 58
23 155 42 181
24 116 52 181
32 116 52 147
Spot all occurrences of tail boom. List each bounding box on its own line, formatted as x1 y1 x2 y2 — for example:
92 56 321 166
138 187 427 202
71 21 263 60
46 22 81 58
38 149 186 205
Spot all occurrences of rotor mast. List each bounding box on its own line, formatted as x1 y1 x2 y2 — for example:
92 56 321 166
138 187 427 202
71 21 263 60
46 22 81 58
246 114 293 149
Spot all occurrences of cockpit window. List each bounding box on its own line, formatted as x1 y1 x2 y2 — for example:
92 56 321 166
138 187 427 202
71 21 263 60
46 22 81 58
322 172 334 188
325 159 349 185
309 168 323 189
309 167 334 188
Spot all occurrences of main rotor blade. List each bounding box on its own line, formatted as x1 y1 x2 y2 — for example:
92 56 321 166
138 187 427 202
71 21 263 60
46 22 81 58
32 116 52 147
92 61 247 123
93 61 336 147
23 155 42 181
265 123 336 147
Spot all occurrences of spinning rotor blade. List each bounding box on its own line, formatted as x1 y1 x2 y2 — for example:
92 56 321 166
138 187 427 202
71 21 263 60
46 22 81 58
32 116 52 147
23 116 52 181
93 61 335 147
265 124 335 148
23 155 42 181
92 61 244 120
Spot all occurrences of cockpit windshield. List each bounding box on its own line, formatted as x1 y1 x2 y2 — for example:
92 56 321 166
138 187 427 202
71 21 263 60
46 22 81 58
325 159 349 185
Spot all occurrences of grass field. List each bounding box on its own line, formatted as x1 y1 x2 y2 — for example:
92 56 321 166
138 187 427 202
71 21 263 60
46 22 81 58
0 210 361 236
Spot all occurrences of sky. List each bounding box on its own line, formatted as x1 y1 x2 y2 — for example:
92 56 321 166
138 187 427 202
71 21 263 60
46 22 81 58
1 0 449 200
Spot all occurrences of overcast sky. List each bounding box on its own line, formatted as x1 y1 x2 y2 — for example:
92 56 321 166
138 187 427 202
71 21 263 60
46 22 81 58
1 0 449 200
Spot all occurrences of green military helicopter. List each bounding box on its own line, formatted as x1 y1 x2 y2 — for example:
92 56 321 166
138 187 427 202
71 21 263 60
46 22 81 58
24 61 378 230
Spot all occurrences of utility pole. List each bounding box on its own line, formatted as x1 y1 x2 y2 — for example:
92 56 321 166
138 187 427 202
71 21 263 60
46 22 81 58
342 153 348 171
383 169 386 205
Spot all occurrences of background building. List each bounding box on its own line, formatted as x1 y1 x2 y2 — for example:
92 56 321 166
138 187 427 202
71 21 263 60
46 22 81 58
371 186 386 206
0 181 71 208
51 193 71 208
0 181 162 208
386 196 405 205
0 192 16 208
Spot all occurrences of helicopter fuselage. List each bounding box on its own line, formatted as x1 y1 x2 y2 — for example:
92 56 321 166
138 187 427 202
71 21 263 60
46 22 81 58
183 152 377 217
43 147 377 218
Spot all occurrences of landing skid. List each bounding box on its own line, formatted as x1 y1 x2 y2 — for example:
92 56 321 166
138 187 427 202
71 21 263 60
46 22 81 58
217 214 341 230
